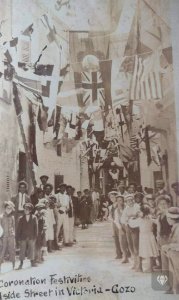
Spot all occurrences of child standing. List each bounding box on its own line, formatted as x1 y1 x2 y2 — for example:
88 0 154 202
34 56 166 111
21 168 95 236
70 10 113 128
16 203 38 269
156 195 172 247
35 203 47 263
45 198 56 253
129 204 159 272
0 201 16 272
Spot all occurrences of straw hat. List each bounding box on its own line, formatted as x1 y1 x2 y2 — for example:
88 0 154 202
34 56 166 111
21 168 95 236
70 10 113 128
167 207 179 219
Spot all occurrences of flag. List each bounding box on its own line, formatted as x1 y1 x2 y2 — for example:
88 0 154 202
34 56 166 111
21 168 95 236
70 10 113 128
145 126 152 166
34 64 54 76
29 103 38 166
10 37 18 47
74 62 112 109
0 48 11 103
75 116 82 140
81 71 105 107
92 109 104 131
151 144 161 166
57 67 81 108
4 49 12 63
60 64 70 77
22 24 33 37
12 83 23 116
69 31 109 73
130 51 163 101
40 15 60 48
115 107 126 141
111 59 132 107
34 45 48 67
18 62 28 71
3 37 18 48
130 135 138 151
70 31 111 109
162 47 172 65
18 36 31 65
140 0 162 51
37 96 49 132
120 100 133 135
4 64 15 81
14 74 42 94
53 106 61 139
99 60 112 108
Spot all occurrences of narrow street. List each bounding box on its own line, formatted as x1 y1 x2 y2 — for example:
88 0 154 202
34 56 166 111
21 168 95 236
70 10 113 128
0 221 177 300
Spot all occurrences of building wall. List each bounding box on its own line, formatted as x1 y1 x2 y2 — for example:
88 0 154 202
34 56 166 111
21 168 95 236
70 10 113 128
0 101 20 209
35 127 89 191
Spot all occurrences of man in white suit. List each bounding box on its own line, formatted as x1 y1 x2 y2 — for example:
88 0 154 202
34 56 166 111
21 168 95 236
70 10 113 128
55 184 70 246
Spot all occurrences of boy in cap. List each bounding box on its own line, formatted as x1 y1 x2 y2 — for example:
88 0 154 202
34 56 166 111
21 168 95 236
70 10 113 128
35 203 47 263
0 201 16 272
16 203 38 269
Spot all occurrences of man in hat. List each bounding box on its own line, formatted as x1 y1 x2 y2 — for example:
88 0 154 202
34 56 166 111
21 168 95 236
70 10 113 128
155 180 172 201
161 207 179 293
12 181 31 228
16 203 38 269
55 183 70 246
66 185 75 245
108 191 123 259
121 195 141 270
0 201 16 272
171 182 179 206
117 180 129 197
39 175 49 191
127 182 137 196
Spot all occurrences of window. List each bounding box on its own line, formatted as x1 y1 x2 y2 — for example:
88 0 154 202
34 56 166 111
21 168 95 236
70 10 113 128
54 174 64 193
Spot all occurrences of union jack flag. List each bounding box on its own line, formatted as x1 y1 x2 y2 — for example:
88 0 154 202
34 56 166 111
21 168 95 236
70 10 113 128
81 71 105 107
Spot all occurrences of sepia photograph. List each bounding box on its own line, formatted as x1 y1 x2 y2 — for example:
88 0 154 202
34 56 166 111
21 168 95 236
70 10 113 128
0 0 179 299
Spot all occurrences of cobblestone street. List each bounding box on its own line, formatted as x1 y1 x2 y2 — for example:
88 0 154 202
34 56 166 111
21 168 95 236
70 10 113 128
0 221 177 300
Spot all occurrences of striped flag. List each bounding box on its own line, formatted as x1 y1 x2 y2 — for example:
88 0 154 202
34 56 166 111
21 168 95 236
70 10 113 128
130 51 163 101
130 135 138 151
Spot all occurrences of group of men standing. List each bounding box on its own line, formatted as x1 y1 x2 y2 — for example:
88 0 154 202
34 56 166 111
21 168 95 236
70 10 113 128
0 174 103 271
12 176 102 247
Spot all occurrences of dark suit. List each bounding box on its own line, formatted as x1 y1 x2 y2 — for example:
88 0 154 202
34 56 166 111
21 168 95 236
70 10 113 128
16 214 38 261
11 193 31 229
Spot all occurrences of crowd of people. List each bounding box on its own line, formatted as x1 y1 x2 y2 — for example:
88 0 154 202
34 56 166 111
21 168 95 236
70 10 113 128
0 175 105 272
108 179 179 294
0 175 179 294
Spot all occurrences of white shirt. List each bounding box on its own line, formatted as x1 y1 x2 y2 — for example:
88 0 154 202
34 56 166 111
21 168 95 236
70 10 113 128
117 190 129 197
56 192 70 212
121 203 140 225
91 191 99 203
18 193 26 211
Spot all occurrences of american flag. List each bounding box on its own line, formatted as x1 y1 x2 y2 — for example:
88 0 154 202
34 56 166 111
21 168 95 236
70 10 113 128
130 51 163 101
81 71 105 107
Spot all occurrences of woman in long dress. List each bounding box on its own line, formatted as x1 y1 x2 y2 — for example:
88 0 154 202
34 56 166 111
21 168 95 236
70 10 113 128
80 189 92 229
129 204 159 272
